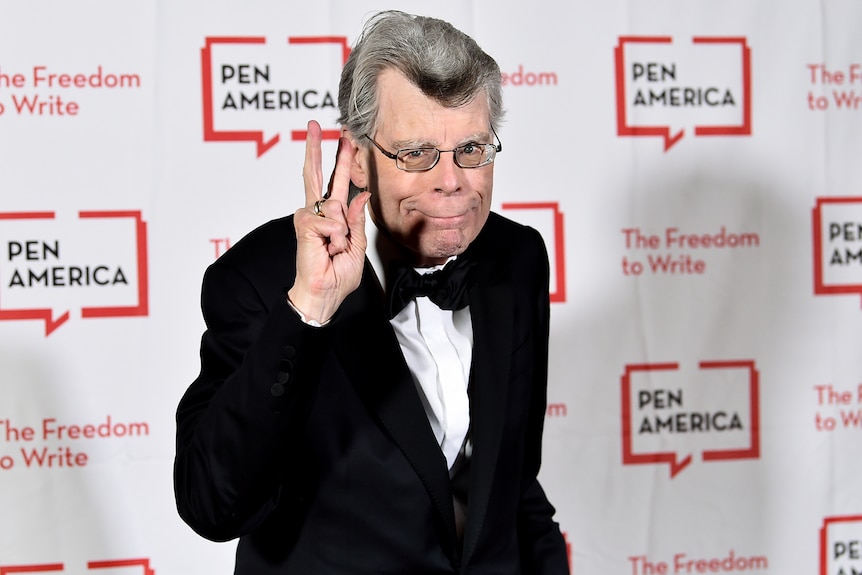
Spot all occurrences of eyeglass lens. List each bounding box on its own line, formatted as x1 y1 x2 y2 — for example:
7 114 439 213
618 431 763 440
397 144 495 171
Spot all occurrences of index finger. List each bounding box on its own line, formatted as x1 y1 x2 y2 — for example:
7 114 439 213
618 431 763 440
302 120 323 205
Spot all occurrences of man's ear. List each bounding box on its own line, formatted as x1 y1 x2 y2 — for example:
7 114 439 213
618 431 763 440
344 130 369 190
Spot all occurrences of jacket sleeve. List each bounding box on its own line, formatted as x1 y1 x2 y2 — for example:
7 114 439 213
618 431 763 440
173 258 328 542
516 227 570 574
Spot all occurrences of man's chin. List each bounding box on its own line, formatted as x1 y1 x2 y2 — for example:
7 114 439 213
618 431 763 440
412 234 471 265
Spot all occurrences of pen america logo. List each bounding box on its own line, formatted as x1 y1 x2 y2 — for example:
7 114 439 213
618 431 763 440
201 36 350 157
621 360 760 478
614 36 752 151
820 515 862 575
0 558 154 575
0 211 148 336
812 197 862 304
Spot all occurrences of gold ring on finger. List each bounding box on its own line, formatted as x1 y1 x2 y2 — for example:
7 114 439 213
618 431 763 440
312 198 327 217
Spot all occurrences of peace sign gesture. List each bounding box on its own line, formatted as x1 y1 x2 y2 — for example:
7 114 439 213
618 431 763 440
287 120 371 324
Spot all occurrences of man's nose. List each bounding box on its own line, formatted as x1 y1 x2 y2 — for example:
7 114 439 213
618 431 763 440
432 151 463 193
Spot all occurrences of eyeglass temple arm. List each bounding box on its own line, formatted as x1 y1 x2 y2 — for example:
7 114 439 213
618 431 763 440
491 126 503 152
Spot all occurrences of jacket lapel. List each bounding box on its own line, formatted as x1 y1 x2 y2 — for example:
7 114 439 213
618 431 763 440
461 258 513 565
332 262 460 556
332 250 515 565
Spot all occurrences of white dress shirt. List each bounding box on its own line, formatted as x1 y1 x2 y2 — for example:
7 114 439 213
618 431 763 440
364 209 473 470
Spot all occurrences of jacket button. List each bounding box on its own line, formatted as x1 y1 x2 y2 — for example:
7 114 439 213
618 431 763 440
283 345 296 359
270 383 285 397
276 371 289 384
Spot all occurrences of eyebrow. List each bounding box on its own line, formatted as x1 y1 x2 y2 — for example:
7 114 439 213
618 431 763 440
390 131 492 150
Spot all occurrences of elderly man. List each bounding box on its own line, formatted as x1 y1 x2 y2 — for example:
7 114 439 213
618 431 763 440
175 10 568 574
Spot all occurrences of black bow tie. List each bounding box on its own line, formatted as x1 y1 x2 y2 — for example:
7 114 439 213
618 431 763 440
387 257 476 319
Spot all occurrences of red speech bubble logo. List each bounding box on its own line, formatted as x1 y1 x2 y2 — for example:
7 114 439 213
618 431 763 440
500 202 566 303
812 197 862 303
621 360 760 478
0 211 148 336
201 36 350 157
614 36 752 151
820 515 862 575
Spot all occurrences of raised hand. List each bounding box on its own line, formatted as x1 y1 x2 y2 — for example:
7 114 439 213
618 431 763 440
287 120 371 324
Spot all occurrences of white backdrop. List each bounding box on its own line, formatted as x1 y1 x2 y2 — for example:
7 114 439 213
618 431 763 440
1 2 861 574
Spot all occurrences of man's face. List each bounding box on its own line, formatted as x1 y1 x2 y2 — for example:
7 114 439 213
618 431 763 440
351 69 494 267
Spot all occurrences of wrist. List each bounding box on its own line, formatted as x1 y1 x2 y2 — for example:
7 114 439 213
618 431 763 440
286 287 331 327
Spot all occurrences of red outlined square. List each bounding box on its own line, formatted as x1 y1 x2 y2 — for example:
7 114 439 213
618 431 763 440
812 197 862 300
500 202 566 303
820 515 862 575
621 360 760 478
0 211 148 335
614 36 752 151
201 36 350 156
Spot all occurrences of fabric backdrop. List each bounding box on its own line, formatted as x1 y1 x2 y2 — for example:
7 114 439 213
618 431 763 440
1 1 861 573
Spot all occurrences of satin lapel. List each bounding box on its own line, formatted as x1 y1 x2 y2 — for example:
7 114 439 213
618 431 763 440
332 263 458 555
461 273 513 564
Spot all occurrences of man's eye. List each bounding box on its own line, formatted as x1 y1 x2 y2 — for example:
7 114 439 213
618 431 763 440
401 149 432 159
459 144 480 155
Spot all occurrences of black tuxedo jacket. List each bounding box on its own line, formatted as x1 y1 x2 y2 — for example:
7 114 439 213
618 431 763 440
174 212 568 574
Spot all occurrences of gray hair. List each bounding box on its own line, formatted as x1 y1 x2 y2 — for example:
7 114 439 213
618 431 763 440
337 11 504 141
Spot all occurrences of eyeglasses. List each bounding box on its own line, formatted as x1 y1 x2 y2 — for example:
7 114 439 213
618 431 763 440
364 128 502 172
